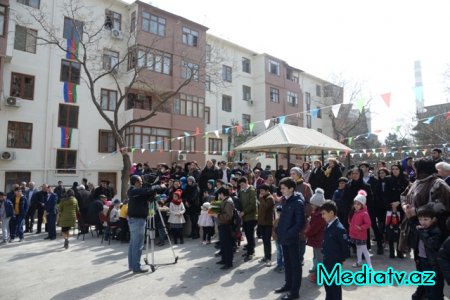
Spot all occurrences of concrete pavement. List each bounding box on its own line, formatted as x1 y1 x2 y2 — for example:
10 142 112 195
1 230 449 300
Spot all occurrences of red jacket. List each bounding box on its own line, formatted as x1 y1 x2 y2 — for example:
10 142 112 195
348 206 371 241
304 208 326 248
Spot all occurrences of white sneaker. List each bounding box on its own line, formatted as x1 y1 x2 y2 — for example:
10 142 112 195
352 262 361 268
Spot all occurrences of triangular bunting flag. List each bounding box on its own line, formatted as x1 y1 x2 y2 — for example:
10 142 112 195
422 149 427 156
356 99 364 113
214 130 220 138
279 116 286 125
195 127 200 135
184 132 190 137
225 127 230 134
141 148 146 154
348 137 353 145
362 149 367 154
381 93 391 108
350 153 355 158
331 104 341 118
131 148 137 153
446 112 450 120
264 119 271 129
249 122 254 132
236 125 242 135
423 117 434 125
311 109 318 119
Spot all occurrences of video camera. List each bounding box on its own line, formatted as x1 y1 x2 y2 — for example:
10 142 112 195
142 173 160 188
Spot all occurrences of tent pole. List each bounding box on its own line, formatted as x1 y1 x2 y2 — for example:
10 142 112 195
275 152 279 170
321 150 325 164
287 147 291 169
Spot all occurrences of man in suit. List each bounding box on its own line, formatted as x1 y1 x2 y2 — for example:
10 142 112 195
25 182 38 233
34 184 51 234
436 162 450 186
43 187 58 240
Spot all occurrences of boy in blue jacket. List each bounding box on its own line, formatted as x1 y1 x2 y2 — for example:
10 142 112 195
0 192 14 243
320 200 349 300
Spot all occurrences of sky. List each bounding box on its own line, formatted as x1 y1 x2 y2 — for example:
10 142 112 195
126 0 450 141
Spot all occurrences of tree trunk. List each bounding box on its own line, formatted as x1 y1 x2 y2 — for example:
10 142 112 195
121 152 131 200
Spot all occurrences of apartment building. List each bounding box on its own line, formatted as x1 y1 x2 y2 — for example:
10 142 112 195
0 0 207 193
205 34 341 166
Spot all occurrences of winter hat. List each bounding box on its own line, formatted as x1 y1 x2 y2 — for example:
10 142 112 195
173 189 183 199
354 190 367 206
78 184 85 190
113 199 121 205
310 188 326 207
187 176 196 183
290 167 302 177
207 179 216 187
202 202 211 210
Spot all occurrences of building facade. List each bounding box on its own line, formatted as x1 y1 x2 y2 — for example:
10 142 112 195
0 0 207 193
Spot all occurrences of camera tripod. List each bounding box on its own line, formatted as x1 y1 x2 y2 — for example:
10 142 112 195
144 200 179 272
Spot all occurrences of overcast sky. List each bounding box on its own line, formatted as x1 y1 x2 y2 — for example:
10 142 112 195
127 0 450 140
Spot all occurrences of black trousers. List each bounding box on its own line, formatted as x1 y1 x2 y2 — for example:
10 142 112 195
243 220 257 255
282 242 301 297
25 206 36 231
323 259 342 300
219 224 233 267
188 213 199 237
202 226 214 242
260 225 273 260
36 208 45 232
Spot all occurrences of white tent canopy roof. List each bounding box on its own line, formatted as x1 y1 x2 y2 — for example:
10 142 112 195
234 124 352 155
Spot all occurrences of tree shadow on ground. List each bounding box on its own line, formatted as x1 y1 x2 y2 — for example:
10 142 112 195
49 270 132 300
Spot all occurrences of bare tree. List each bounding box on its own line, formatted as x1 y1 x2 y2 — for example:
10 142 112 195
18 0 203 198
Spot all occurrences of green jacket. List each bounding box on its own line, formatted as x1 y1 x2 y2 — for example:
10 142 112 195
58 196 79 228
239 185 257 222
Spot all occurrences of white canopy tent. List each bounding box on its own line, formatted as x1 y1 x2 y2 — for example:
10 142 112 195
234 124 352 166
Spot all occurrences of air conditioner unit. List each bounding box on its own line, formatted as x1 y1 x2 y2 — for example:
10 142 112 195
111 28 124 39
0 151 15 160
178 153 187 161
5 96 21 107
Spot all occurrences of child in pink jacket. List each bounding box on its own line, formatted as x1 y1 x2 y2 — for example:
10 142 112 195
348 190 372 268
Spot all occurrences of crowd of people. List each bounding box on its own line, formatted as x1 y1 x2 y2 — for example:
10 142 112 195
1 148 450 300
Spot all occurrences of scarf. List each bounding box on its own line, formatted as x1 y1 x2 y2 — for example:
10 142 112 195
172 198 182 205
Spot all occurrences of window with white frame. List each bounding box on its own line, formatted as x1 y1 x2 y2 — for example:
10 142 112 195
269 59 280 76
222 65 232 82
105 10 121 30
317 106 322 118
242 114 251 130
316 84 322 97
242 57 251 73
173 93 205 118
180 136 196 152
205 44 211 62
181 61 199 81
205 75 211 91
270 87 279 103
209 138 222 154
125 126 170 151
17 0 40 9
305 92 311 111
222 95 232 112
14 25 37 53
135 48 172 75
142 12 165 36
182 27 198 47
103 49 119 71
306 115 312 128
287 91 298 107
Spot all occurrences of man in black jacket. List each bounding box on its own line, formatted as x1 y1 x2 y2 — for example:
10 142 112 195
127 175 164 274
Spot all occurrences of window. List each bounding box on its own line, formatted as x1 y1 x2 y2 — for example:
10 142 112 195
305 92 311 110
58 104 79 128
10 73 35 100
181 61 199 80
17 0 40 9
135 48 172 75
205 75 211 91
242 114 251 130
125 126 170 151
287 69 298 83
242 57 251 73
316 84 322 97
100 89 117 111
222 65 232 82
126 93 152 110
0 6 5 36
317 128 322 133
204 106 210 124
269 59 280 76
14 25 37 53
287 91 298 107
182 27 198 47
142 12 165 36
222 95 232 112
103 49 119 71
105 10 121 30
130 11 136 32
5 172 30 193
180 136 196 152
317 106 322 118
205 44 211 62
173 93 204 117
60 59 81 84
63 17 83 42
7 121 32 149
209 138 223 154
270 87 279 103
56 150 77 174
242 85 251 101
99 130 116 153
306 115 312 128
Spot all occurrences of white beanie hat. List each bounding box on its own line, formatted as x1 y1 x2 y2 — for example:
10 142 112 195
354 190 367 206
310 188 325 207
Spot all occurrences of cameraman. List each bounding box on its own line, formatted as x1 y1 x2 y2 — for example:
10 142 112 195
127 175 165 274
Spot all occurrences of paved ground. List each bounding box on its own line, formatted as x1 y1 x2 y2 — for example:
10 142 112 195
1 229 450 300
